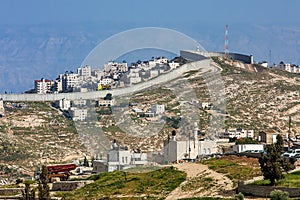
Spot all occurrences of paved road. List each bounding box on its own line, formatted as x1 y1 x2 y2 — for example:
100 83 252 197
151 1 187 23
0 59 215 102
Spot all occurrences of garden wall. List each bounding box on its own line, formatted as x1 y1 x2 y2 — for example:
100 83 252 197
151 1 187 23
238 182 300 197
52 180 93 191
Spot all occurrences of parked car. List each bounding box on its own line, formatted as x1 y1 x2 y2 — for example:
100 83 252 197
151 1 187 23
293 153 300 159
281 149 300 157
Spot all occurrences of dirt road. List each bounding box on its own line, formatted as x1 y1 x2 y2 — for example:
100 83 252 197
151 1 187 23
165 162 235 200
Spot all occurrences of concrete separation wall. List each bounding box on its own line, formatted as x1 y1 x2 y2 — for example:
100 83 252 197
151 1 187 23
180 50 253 64
238 182 300 197
52 180 94 191
0 59 211 102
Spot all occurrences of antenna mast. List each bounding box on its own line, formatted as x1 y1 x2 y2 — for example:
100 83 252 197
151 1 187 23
224 25 229 58
288 116 291 149
269 50 272 67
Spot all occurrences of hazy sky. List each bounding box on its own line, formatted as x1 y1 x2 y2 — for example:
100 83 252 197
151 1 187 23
1 0 299 26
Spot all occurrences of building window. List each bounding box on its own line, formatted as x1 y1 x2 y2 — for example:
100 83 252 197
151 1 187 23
125 157 128 163
122 157 124 163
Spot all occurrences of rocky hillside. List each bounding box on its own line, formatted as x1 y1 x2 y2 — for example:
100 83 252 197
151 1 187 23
76 57 300 157
0 57 299 180
0 102 87 179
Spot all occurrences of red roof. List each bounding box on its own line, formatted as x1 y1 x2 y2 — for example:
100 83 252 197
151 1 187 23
35 79 51 83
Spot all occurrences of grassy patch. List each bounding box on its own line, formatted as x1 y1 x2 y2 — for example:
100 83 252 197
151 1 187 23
201 156 262 187
56 166 186 199
251 170 300 188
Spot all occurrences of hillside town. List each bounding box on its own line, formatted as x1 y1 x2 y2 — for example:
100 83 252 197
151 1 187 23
1 51 300 199
32 56 181 94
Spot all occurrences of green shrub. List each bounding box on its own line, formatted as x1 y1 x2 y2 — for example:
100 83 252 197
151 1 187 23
234 192 244 200
270 189 289 200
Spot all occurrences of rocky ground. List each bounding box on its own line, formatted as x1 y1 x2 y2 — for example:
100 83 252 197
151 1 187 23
0 102 87 180
166 162 234 199
0 57 300 182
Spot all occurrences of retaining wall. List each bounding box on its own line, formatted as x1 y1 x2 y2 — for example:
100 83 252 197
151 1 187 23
52 180 93 191
238 182 300 197
0 188 23 196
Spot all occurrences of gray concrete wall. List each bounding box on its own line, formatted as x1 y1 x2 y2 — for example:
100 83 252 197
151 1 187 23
52 180 93 191
180 50 253 64
0 59 211 102
238 182 300 197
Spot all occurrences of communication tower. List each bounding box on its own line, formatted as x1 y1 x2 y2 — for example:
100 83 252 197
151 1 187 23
224 25 229 58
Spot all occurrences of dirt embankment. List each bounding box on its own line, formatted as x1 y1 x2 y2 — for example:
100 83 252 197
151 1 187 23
166 162 234 200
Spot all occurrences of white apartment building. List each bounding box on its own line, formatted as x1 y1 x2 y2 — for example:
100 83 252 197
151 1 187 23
151 104 165 115
68 107 88 121
149 57 168 68
53 77 63 93
34 78 52 94
168 61 180 69
57 98 71 110
224 128 254 139
164 139 198 163
99 78 113 86
291 65 300 73
276 62 300 73
77 65 92 77
0 99 4 117
72 99 87 107
107 144 132 172
276 62 292 72
97 99 115 107
107 142 148 172
92 68 104 79
62 73 79 92
150 70 159 78
132 151 148 165
104 61 128 73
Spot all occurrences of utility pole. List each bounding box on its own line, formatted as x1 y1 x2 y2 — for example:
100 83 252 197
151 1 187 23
188 130 191 160
224 25 229 58
269 50 272 67
288 116 291 149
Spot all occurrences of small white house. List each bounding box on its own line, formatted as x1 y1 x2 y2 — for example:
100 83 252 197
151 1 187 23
92 160 108 173
151 104 165 115
0 99 4 117
168 61 180 69
198 140 217 155
233 144 264 153
57 98 71 110
68 107 88 121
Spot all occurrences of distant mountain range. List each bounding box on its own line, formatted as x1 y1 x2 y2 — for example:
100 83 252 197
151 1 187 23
0 23 299 93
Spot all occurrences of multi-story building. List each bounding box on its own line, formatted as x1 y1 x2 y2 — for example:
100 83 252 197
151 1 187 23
77 65 92 77
99 78 113 86
151 104 165 115
276 62 300 73
107 143 132 172
53 76 63 93
107 141 148 172
56 98 71 110
72 99 87 107
92 68 104 79
104 61 128 73
168 61 180 69
34 78 52 94
149 57 169 68
68 107 88 121
62 73 79 92
222 128 254 139
276 62 292 72
0 98 4 117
